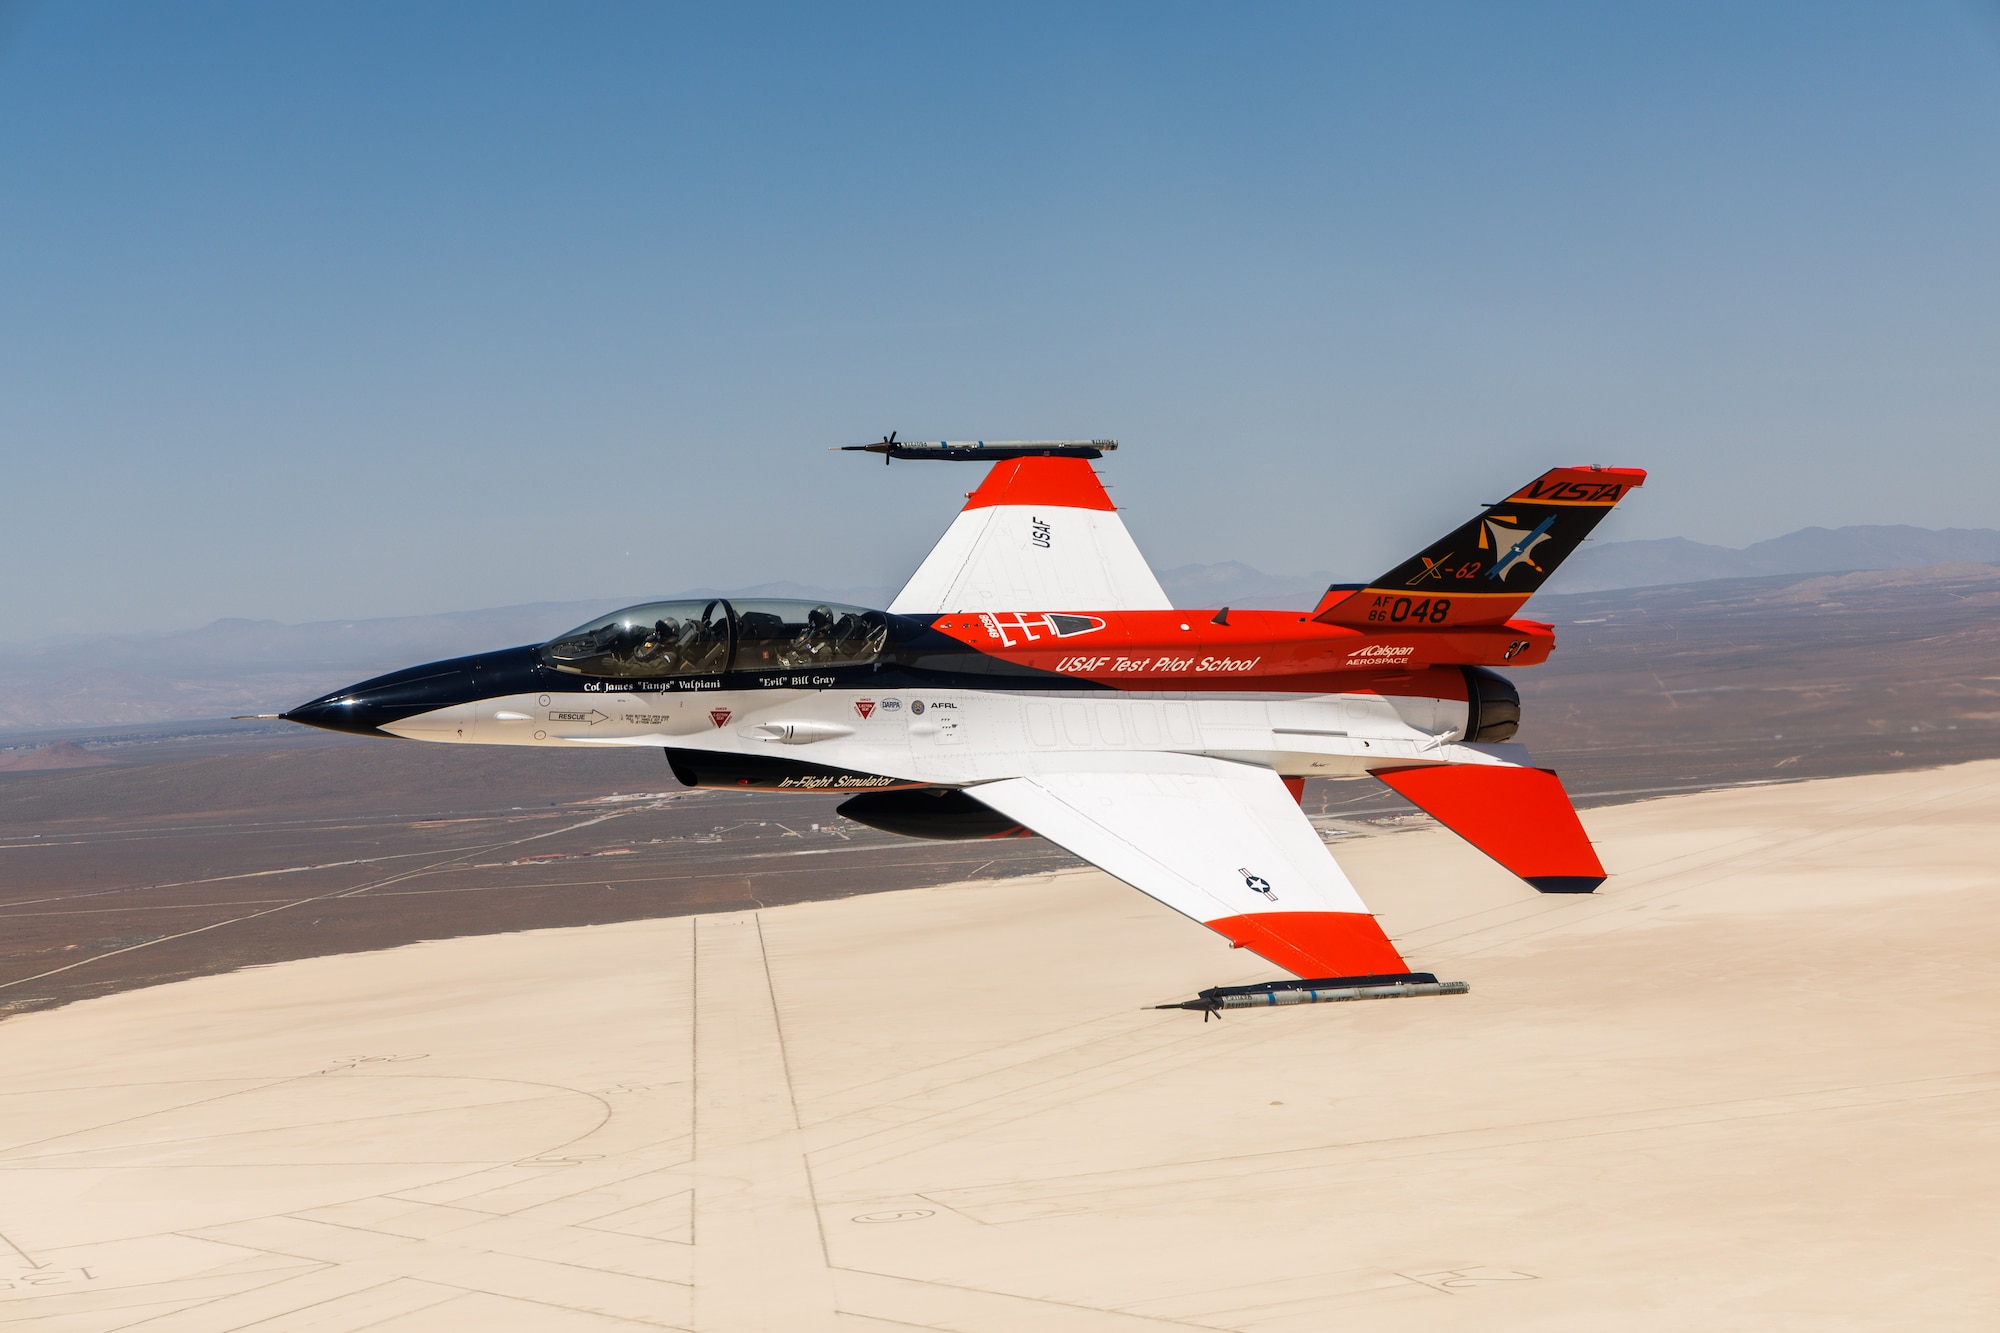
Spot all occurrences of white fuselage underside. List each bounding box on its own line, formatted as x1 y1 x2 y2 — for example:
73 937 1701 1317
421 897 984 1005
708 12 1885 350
380 686 1527 783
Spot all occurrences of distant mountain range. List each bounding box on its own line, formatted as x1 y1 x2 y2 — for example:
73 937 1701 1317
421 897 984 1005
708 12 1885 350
1540 524 2000 594
1157 524 2000 605
2 527 1994 733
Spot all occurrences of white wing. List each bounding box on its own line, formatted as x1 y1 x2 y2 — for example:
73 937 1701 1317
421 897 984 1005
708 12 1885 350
889 456 1172 614
971 755 1413 980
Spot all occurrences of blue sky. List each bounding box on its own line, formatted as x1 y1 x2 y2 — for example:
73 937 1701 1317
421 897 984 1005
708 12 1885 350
3 2 1998 639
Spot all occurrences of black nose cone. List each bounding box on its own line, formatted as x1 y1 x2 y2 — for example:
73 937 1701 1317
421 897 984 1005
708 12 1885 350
282 659 475 738
282 690 396 737
280 645 543 738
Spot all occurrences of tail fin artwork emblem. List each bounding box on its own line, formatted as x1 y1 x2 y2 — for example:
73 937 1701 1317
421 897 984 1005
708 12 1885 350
1317 464 1646 626
1482 516 1556 581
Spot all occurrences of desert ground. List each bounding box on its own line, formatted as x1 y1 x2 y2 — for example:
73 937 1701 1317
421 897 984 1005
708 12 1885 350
1 761 1996 1330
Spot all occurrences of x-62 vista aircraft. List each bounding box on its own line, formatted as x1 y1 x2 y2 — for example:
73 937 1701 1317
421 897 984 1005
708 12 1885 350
284 441 1644 1014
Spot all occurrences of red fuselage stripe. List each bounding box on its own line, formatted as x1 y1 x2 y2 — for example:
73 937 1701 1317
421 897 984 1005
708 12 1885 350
924 608 1553 688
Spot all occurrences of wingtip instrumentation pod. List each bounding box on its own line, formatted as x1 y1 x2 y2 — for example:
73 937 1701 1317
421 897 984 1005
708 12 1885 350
1158 972 1471 1020
840 433 1118 463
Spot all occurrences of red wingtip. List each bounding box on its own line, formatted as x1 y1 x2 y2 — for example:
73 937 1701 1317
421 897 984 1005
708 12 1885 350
963 456 1117 512
1206 910 1410 979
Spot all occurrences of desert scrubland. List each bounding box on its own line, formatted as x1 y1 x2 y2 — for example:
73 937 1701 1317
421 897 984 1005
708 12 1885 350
0 763 1995 1328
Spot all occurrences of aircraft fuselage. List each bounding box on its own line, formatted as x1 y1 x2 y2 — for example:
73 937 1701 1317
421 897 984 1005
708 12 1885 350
286 605 1540 792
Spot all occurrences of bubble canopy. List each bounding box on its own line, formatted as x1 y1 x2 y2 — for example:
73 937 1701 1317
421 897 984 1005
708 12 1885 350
539 599 891 678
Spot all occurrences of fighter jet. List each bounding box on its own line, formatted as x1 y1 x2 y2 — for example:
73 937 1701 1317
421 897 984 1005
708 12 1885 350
283 441 1644 1013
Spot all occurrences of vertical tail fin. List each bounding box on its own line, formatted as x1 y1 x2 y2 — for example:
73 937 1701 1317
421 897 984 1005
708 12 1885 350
1316 465 1646 627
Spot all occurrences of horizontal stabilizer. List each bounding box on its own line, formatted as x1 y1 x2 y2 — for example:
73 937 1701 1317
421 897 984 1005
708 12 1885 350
1370 764 1605 893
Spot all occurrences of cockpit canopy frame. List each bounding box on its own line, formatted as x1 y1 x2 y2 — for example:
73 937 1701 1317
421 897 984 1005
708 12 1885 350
538 598 891 679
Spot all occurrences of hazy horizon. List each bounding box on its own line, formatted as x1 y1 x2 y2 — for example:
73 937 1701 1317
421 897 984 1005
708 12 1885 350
2 515 1995 649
